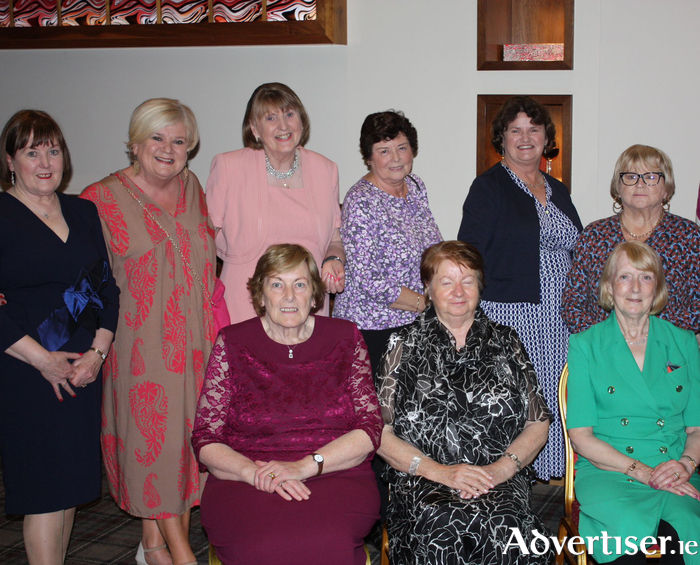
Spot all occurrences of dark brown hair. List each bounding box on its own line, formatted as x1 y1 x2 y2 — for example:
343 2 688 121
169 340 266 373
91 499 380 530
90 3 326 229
359 110 418 168
242 83 310 150
490 96 556 155
247 244 325 317
421 241 485 305
0 110 72 183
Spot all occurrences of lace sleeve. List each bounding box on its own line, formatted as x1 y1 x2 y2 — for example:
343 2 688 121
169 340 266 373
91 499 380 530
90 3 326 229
192 333 233 472
347 327 384 452
506 326 552 423
376 332 405 427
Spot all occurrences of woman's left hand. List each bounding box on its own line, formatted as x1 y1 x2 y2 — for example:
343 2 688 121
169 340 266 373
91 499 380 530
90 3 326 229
254 459 314 495
649 459 693 490
69 349 104 388
321 260 345 294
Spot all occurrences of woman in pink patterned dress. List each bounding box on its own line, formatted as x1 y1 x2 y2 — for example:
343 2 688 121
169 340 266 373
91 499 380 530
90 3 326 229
82 99 216 565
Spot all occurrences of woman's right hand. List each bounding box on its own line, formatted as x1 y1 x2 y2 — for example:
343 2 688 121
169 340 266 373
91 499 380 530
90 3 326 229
34 350 82 401
431 463 495 499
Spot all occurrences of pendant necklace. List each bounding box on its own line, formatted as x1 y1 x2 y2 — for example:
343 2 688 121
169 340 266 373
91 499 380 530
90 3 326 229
285 343 300 359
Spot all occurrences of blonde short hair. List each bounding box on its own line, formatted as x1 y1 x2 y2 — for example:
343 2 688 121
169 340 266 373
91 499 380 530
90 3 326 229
598 241 668 314
247 244 325 317
127 98 199 157
610 144 675 203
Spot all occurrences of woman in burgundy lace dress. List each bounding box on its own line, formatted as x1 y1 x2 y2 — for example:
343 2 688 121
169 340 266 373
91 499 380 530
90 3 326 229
192 244 382 565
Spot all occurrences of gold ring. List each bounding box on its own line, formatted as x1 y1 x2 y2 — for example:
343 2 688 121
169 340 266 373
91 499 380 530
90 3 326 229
268 472 276 479
81 384 87 388
673 472 680 479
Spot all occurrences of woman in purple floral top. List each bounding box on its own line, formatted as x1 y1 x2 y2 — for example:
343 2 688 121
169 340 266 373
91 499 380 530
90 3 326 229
333 111 442 519
334 111 442 375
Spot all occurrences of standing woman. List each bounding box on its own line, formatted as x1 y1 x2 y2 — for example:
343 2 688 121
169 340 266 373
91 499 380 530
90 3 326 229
0 110 119 563
562 144 700 336
82 99 216 565
334 110 442 377
458 96 582 480
206 82 345 324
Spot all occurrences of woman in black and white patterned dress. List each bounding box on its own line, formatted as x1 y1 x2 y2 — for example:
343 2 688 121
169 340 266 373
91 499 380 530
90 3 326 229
377 241 553 565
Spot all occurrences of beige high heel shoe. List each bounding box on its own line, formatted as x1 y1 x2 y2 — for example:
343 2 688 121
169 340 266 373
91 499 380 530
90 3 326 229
135 542 170 565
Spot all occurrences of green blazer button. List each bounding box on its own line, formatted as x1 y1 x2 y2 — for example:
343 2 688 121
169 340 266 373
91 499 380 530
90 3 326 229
676 385 683 392
659 446 668 454
608 386 615 394
626 446 634 453
621 418 629 426
656 419 665 427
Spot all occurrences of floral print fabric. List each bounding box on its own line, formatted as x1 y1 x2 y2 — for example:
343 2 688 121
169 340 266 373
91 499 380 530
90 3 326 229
562 213 700 334
82 171 216 518
333 174 442 330
378 307 552 564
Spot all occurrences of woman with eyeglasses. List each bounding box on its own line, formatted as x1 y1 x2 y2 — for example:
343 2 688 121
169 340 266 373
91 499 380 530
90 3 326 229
562 144 700 336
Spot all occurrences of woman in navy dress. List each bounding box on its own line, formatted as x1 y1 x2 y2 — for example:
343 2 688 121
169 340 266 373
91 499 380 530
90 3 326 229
458 96 582 480
0 110 119 564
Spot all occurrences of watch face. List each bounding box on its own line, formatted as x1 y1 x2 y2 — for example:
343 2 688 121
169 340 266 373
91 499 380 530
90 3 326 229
313 454 324 464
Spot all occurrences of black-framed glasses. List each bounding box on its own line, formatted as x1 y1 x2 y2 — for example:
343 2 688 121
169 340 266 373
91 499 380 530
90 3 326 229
619 172 665 186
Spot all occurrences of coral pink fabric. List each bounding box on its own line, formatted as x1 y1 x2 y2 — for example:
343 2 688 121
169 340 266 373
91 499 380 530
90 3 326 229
82 170 216 518
205 147 341 324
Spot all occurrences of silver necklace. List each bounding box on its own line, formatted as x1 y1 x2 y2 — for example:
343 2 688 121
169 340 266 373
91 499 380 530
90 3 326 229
625 334 648 346
13 189 53 219
285 342 301 359
265 151 299 180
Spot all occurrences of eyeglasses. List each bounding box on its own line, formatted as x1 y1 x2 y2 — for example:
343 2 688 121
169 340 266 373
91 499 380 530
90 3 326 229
619 172 665 186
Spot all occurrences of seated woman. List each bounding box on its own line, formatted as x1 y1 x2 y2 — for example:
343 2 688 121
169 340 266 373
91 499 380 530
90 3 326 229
191 244 382 565
377 240 553 565
567 241 700 565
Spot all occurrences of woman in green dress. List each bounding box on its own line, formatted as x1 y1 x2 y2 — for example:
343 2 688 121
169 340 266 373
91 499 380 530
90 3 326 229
567 241 700 564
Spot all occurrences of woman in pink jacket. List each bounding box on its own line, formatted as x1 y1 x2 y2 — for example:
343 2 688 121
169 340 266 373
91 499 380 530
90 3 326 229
206 83 345 323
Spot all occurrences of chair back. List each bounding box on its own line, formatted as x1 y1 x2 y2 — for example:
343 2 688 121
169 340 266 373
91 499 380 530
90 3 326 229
558 363 576 517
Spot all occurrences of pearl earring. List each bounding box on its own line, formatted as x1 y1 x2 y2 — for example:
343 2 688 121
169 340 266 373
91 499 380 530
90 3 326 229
11 171 15 186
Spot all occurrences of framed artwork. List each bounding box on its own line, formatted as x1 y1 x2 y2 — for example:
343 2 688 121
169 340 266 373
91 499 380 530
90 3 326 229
477 0 574 71
476 94 573 189
0 0 345 48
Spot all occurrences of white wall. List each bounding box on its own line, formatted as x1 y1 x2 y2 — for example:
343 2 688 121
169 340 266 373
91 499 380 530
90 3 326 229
2 0 699 238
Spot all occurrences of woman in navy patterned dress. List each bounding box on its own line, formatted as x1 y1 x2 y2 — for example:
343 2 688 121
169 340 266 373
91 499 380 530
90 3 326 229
562 144 700 337
458 97 581 480
378 241 552 564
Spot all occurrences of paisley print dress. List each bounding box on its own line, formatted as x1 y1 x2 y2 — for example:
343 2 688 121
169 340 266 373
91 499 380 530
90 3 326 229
378 307 553 564
82 170 216 518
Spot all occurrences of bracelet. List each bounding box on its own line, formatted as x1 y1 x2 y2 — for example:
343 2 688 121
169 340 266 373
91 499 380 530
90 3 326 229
625 459 640 476
321 255 343 268
681 454 698 470
415 295 422 312
408 456 422 476
504 452 521 472
89 347 107 361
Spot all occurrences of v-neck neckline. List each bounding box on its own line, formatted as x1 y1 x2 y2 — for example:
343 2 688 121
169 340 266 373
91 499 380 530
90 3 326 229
5 191 70 244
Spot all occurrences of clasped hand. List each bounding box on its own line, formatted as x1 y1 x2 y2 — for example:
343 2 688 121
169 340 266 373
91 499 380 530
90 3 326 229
253 459 312 502
37 348 103 401
646 460 700 500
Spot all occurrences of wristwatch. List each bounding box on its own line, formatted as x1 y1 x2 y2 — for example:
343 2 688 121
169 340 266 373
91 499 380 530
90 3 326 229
312 453 324 476
89 347 107 361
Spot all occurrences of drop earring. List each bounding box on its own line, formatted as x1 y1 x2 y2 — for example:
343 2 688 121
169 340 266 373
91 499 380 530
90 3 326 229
133 161 140 175
11 171 15 186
